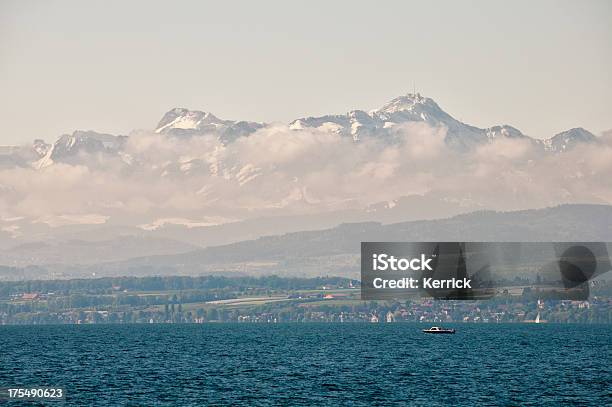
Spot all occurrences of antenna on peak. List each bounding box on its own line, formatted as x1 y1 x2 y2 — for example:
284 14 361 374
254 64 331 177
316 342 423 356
413 81 416 95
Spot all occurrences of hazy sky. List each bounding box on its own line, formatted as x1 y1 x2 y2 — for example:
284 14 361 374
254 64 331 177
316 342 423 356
1 0 610 145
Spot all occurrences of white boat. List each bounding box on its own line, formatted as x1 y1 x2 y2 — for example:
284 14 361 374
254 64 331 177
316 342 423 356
422 326 455 334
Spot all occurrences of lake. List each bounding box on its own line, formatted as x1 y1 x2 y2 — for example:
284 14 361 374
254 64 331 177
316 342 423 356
1 323 610 405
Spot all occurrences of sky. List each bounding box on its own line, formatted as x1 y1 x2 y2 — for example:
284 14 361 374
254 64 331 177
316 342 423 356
0 0 610 145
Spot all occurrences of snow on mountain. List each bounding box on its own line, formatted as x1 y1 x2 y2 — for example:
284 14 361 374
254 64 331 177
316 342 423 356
289 94 602 153
155 107 264 144
64 96 605 155
374 93 457 125
289 111 378 141
484 125 527 141
543 128 597 152
0 140 50 169
4 94 600 171
35 130 127 168
32 139 51 157
289 94 531 150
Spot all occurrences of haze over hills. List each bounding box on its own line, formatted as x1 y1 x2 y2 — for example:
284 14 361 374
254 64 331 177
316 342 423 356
2 204 610 281
94 204 612 279
0 235 198 268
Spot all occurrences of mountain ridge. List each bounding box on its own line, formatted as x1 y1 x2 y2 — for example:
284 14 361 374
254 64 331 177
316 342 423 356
1 93 601 169
3 204 611 280
75 204 612 279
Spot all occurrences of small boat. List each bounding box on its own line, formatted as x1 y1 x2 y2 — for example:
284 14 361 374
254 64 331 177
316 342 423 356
422 326 455 334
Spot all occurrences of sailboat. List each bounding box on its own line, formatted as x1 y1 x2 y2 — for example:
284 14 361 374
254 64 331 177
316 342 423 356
526 311 547 323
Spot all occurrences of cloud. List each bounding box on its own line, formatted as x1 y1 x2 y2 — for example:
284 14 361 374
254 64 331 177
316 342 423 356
1 124 611 229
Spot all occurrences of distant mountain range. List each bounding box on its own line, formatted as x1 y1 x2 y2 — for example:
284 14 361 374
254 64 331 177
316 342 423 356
0 93 600 170
0 94 608 275
3 204 609 281
0 195 481 269
288 94 597 151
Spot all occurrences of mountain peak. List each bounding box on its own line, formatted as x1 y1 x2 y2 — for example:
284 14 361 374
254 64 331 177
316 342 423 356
543 127 597 152
155 107 265 143
34 130 126 169
155 108 221 134
375 93 439 114
553 127 596 140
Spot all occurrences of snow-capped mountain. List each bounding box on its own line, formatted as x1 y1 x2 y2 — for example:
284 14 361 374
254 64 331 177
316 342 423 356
376 93 488 150
289 93 597 151
35 130 127 168
1 93 602 171
32 139 51 157
0 139 50 169
289 93 491 149
0 95 609 256
544 127 598 152
484 125 528 141
155 107 264 144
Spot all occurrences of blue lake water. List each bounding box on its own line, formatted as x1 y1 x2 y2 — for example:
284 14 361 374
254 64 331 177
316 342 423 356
1 323 610 406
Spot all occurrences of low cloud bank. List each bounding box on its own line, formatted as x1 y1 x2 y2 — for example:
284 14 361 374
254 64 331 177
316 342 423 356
1 123 611 229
